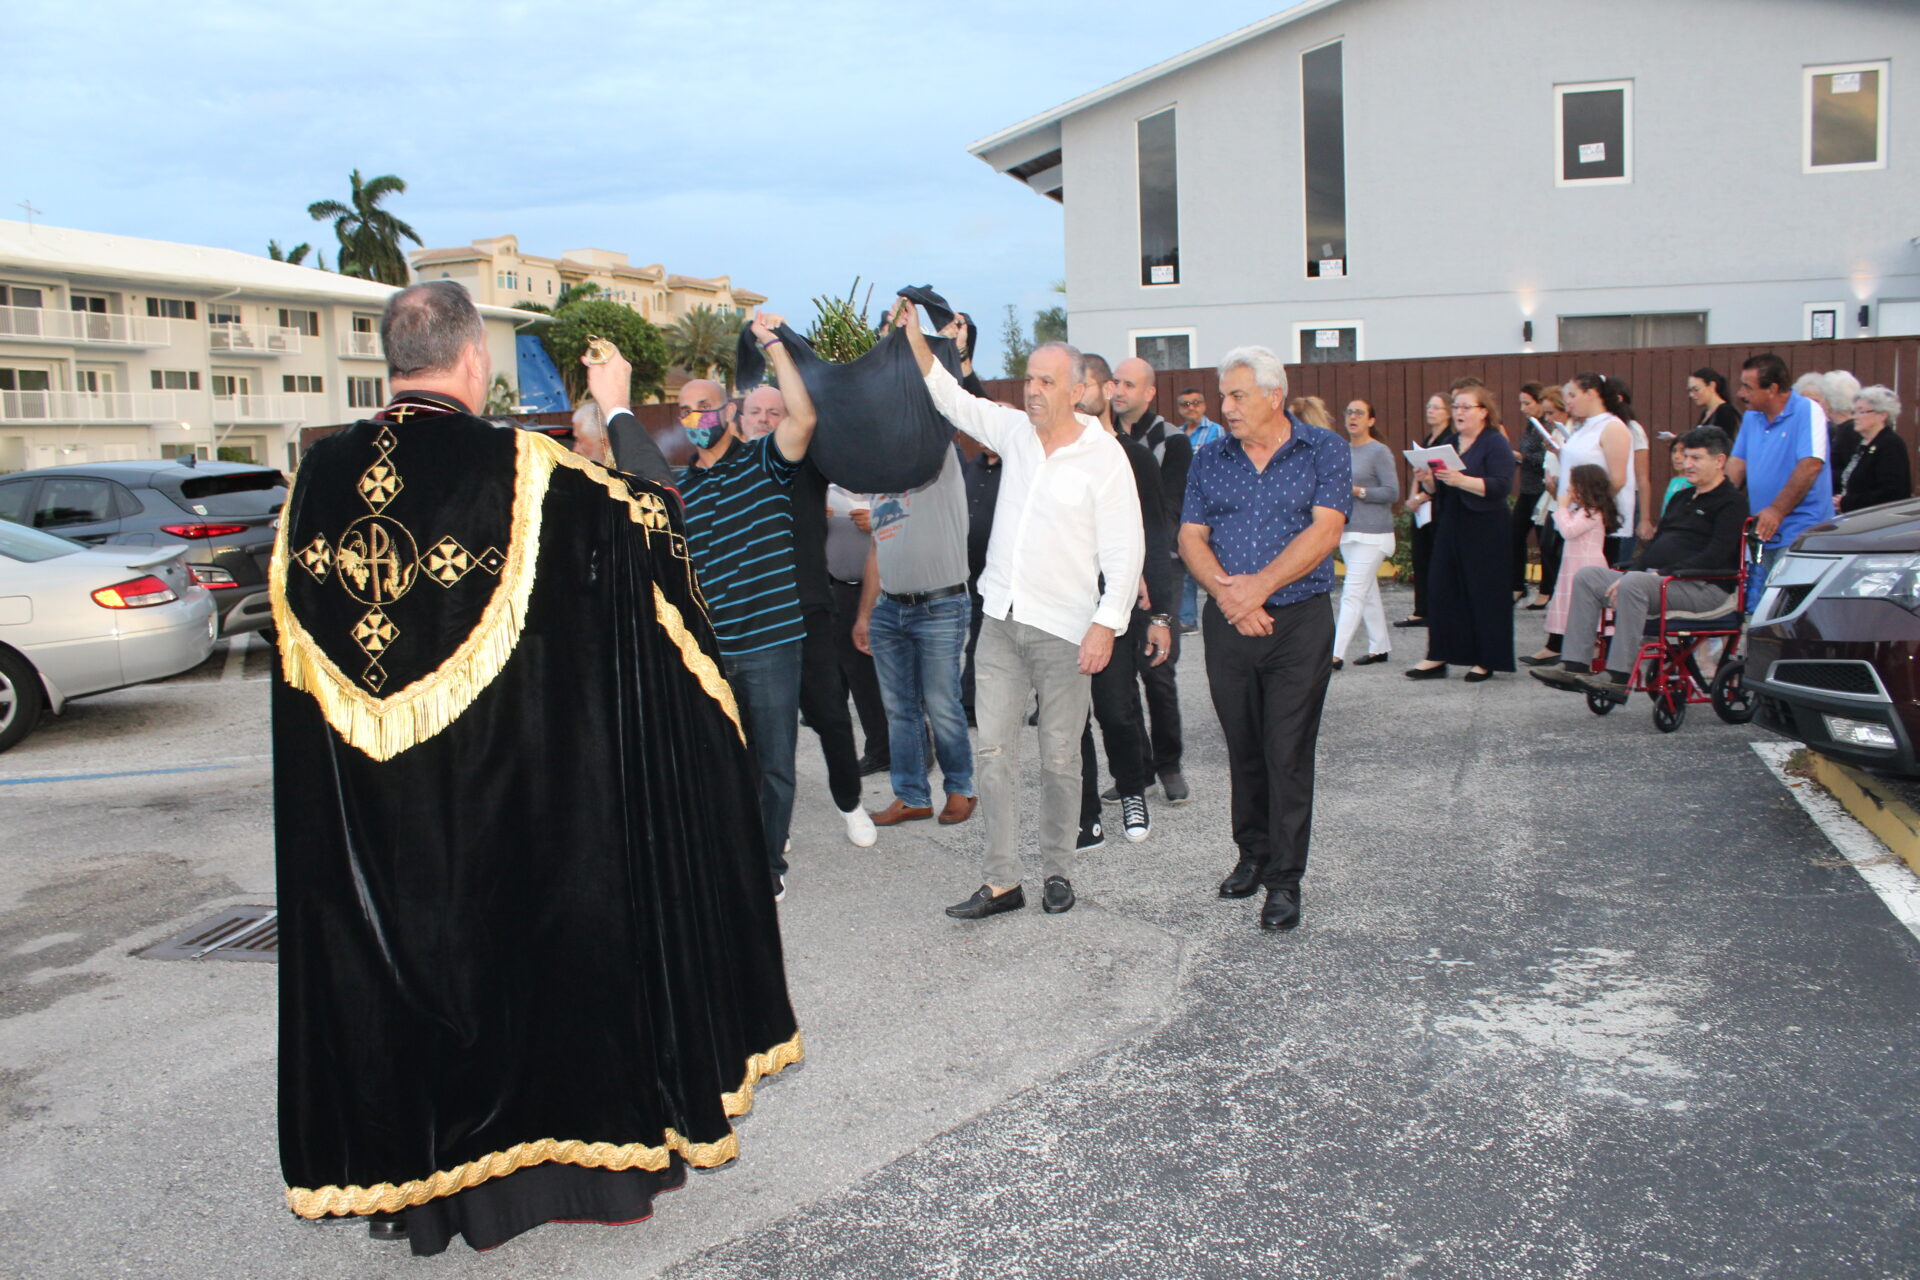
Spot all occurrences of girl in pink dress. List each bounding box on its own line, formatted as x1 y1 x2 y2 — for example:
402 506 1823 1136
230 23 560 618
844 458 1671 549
1545 464 1622 639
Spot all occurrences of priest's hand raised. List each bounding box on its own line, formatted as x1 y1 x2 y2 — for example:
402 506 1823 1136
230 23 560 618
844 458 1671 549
583 344 633 418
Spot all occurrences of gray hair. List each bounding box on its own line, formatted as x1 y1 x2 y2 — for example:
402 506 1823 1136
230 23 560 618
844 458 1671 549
1792 371 1828 410
1219 345 1288 396
1824 369 1862 414
1857 384 1902 422
382 280 486 378
1029 341 1090 386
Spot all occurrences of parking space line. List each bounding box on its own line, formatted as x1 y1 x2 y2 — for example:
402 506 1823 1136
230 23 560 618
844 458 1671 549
0 763 244 787
1753 741 1920 944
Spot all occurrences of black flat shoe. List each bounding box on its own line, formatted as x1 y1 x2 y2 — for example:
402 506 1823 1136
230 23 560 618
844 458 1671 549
1405 664 1449 680
1517 653 1560 667
946 884 1025 919
1524 600 1549 611
1042 875 1075 913
368 1215 408 1242
1218 858 1261 898
856 753 890 776
1260 886 1301 932
1392 617 1427 628
1331 657 1344 671
1464 668 1493 683
1354 652 1390 666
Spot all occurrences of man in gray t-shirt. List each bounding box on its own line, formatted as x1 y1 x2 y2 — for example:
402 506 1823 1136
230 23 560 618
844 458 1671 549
854 447 977 826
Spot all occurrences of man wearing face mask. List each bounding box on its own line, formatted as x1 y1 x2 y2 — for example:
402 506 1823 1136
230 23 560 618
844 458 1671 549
675 313 819 900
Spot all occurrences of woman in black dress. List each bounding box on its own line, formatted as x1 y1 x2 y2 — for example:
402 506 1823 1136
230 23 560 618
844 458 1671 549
1836 385 1911 514
1407 383 1516 682
1397 392 1455 627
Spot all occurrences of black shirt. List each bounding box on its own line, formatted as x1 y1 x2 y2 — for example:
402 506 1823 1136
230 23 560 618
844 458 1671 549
1838 430 1913 513
789 458 832 613
1632 479 1749 576
1695 402 1741 434
1112 430 1175 616
1124 411 1194 547
962 450 1001 585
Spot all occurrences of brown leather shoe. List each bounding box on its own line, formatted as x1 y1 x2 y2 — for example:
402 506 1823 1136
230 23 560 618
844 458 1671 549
938 793 977 825
869 799 934 826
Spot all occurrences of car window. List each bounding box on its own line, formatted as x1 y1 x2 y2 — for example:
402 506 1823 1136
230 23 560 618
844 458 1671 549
0 520 82 563
0 480 31 525
32 478 115 529
173 471 288 516
111 481 145 519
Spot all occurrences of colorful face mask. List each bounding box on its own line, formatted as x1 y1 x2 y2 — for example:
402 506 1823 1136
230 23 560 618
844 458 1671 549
681 407 724 447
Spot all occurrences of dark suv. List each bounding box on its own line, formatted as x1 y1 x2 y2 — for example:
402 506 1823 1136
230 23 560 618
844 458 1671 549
1749 498 1920 775
0 460 285 637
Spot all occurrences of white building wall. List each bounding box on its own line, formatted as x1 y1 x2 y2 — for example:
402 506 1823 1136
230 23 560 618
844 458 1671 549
1052 0 1919 368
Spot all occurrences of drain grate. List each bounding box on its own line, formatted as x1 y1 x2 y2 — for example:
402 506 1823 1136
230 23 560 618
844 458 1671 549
139 905 279 962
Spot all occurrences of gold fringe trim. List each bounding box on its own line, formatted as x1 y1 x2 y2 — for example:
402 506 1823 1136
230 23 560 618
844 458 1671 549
270 430 555 762
284 1031 804 1219
652 584 745 744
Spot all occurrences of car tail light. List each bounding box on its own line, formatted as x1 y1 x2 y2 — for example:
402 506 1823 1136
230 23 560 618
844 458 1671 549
92 575 179 609
160 523 250 539
189 564 239 589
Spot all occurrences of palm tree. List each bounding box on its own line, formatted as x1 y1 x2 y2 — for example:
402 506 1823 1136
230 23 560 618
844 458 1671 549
268 240 311 265
554 282 602 310
666 306 744 384
308 170 422 286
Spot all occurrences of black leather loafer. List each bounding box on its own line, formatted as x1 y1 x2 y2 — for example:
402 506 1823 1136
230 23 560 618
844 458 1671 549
1042 876 1075 914
1574 671 1632 704
856 753 890 776
368 1215 408 1242
1392 617 1427 628
1260 887 1301 932
1354 652 1390 666
1218 859 1261 898
1529 666 1586 692
946 884 1025 919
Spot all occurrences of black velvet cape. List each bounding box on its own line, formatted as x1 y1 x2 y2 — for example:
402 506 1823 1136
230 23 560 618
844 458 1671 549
735 285 964 494
269 406 800 1248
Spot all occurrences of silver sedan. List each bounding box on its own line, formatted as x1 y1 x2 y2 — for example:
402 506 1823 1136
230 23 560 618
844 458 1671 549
0 521 217 752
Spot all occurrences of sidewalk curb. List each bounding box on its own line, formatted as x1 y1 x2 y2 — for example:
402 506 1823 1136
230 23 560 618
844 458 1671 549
1808 750 1920 878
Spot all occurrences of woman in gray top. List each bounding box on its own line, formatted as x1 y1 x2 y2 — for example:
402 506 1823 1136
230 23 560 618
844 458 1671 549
1333 399 1400 669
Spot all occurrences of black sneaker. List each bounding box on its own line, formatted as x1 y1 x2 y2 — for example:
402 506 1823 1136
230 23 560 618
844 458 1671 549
1100 785 1122 804
1120 794 1151 843
1076 820 1105 853
1159 769 1190 804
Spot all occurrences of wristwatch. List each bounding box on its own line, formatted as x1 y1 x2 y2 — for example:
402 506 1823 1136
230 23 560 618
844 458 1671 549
1148 613 1173 627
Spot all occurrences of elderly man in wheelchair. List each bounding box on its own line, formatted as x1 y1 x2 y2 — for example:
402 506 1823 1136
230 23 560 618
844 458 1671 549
1531 425 1749 712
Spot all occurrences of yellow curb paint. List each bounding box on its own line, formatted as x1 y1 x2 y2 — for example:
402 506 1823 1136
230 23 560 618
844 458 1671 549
1809 751 1920 879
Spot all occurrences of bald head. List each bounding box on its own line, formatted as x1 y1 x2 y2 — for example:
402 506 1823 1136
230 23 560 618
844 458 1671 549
1110 357 1158 427
570 401 610 464
678 379 726 412
739 385 787 440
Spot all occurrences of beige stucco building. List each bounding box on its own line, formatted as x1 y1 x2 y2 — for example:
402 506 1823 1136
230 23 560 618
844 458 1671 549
0 220 529 474
408 235 765 326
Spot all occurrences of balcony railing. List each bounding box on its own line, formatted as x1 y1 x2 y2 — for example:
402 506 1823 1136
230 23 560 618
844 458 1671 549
0 390 187 424
208 322 303 356
0 305 172 347
210 393 316 424
339 331 384 359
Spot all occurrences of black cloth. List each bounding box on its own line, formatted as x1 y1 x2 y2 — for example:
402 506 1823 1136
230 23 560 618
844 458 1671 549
1537 517 1563 602
1631 480 1749 575
1514 417 1548 496
1125 411 1194 559
1118 412 1187 773
791 458 832 613
1697 402 1742 434
1407 428 1454 618
272 398 798 1252
1139 612 1183 774
830 577 889 756
735 286 963 493
963 450 1002 583
402 1161 686 1257
1830 418 1861 479
1424 429 1516 671
1114 430 1175 617
1838 431 1912 513
1202 593 1334 891
604 409 675 489
799 605 863 811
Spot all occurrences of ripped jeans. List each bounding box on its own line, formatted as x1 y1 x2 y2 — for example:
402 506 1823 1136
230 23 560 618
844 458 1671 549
973 615 1093 887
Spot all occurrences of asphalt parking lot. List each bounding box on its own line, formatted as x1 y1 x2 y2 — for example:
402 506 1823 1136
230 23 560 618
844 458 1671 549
2 590 1918 1279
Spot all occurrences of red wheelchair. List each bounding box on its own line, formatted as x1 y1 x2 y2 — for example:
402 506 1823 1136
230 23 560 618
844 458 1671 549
1584 523 1759 733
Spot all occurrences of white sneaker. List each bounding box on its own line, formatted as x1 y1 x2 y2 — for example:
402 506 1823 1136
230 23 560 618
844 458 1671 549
841 805 877 848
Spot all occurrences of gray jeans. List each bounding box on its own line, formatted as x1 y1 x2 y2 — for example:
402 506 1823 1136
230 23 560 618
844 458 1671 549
1563 567 1731 673
974 615 1093 888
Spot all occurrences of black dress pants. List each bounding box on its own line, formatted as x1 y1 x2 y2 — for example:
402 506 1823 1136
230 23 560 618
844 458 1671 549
1536 518 1563 601
1079 617 1154 826
800 606 863 813
1133 607 1184 775
1409 518 1437 618
1509 493 1544 594
830 579 889 759
1202 594 1334 891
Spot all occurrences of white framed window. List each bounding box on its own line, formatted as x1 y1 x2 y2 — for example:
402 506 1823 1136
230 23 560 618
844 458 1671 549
1291 320 1364 364
1804 61 1888 172
207 303 243 326
146 296 198 320
348 376 384 409
277 308 320 336
150 369 202 391
1135 106 1180 287
1803 301 1846 341
282 374 324 393
1128 327 1196 371
1554 80 1632 187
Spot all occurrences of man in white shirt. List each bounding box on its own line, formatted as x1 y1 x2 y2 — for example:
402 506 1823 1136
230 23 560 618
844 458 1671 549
897 301 1144 919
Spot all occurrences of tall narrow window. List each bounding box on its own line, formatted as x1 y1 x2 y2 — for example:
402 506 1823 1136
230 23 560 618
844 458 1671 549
1302 41 1348 278
1805 62 1887 172
1137 108 1179 287
1555 81 1632 186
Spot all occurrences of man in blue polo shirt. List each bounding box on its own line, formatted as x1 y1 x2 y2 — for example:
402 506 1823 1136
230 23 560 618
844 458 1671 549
1179 345 1350 934
1728 352 1829 609
676 311 817 900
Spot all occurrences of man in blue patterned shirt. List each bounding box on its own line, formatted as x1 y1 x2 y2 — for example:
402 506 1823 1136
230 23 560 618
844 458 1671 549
1179 346 1350 934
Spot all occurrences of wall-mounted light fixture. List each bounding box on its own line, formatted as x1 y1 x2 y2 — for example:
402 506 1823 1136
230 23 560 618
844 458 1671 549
1859 304 1872 330
1522 320 1534 344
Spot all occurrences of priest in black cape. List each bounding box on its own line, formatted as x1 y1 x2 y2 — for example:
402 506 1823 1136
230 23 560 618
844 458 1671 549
270 281 801 1256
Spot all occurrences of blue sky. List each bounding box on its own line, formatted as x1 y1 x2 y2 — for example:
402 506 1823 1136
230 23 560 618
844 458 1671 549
9 0 1299 372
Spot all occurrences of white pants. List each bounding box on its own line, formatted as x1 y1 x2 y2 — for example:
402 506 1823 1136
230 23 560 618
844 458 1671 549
1334 530 1396 659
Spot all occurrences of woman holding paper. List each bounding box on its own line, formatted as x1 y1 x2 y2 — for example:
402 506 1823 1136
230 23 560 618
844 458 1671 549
1521 373 1633 666
1396 393 1455 627
1406 384 1516 682
1332 399 1399 669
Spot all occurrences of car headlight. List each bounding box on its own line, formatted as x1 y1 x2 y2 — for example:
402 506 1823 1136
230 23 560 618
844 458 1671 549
1824 553 1920 612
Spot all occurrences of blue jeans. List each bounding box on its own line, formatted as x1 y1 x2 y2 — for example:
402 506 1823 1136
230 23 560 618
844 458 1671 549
867 593 974 809
721 639 802 875
1179 570 1200 628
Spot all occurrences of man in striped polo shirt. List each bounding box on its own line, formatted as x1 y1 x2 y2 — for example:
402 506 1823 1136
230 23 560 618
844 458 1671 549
677 311 817 900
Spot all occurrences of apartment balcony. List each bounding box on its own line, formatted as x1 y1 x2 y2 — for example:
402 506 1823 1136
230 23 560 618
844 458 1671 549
208 323 303 356
0 390 187 424
210 393 316 424
338 331 384 360
0 305 172 348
